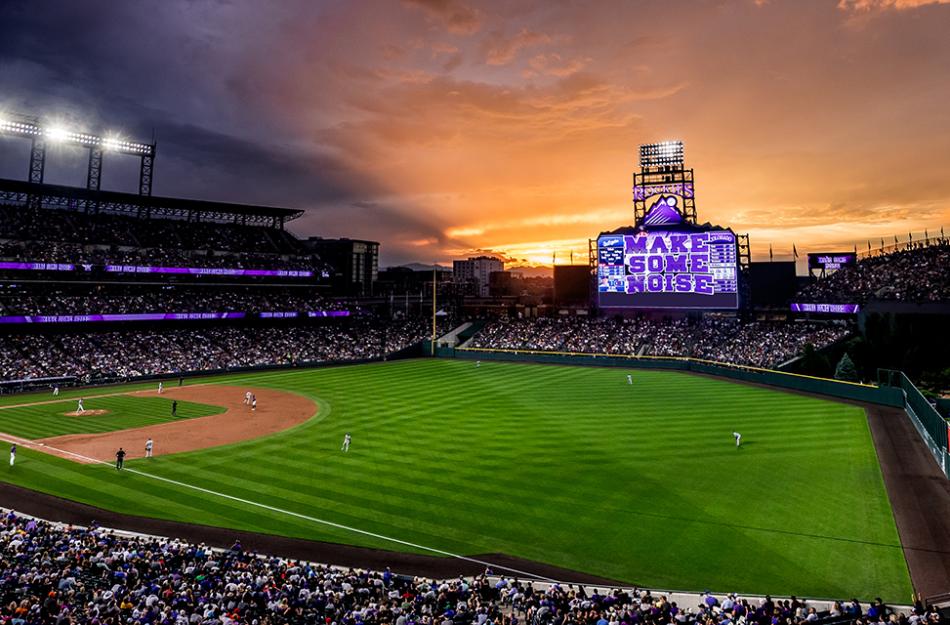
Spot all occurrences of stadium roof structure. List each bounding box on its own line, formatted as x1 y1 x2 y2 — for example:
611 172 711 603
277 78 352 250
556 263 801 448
0 178 304 227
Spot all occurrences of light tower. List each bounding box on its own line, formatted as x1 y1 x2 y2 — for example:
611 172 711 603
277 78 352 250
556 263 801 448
633 140 697 225
0 113 156 197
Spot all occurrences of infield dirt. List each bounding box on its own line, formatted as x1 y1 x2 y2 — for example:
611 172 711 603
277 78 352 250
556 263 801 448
34 385 317 463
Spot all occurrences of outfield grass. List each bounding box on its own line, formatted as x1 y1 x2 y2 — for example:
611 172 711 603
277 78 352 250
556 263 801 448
0 395 224 438
0 359 911 601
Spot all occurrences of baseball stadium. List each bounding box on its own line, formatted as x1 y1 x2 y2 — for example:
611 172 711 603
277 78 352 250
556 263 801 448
3 2 950 624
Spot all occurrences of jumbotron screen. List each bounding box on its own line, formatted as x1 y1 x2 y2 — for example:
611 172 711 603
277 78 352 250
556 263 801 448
598 230 739 309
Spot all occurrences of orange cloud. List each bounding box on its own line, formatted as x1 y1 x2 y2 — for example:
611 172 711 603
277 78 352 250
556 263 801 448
402 0 482 35
482 28 555 65
838 0 950 9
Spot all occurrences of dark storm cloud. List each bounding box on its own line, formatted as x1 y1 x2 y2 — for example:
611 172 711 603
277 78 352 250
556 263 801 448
0 1 385 219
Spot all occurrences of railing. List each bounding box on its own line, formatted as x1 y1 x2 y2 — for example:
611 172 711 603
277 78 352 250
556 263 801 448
879 369 949 477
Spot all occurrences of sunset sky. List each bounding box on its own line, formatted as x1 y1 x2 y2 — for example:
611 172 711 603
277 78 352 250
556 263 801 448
1 0 949 267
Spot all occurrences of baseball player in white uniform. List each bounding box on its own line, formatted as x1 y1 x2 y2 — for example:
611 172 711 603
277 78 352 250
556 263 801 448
157 382 163 394
76 398 85 415
341 433 351 452
52 386 59 396
244 391 252 405
627 374 633 385
733 431 742 448
145 437 154 458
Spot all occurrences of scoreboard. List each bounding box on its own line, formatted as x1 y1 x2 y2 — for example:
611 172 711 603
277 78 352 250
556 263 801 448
597 229 740 309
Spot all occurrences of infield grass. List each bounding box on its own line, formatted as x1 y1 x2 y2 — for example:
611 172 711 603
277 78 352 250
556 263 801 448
0 359 911 601
0 395 224 438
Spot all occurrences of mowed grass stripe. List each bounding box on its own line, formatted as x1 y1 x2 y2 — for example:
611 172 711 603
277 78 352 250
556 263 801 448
0 359 911 601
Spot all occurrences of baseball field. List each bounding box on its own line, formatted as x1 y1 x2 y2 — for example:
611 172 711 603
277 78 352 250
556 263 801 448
0 358 911 601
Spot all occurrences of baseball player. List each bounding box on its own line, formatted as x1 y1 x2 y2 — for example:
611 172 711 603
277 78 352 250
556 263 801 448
76 398 85 415
9 444 15 467
115 447 126 470
157 382 163 394
171 400 178 417
145 438 153 458
244 391 252 405
627 374 633 385
476 361 481 368
341 433 351 452
251 396 257 411
52 386 59 396
733 432 742 448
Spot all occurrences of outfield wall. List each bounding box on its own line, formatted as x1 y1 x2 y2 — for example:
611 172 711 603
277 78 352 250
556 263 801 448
437 345 906 407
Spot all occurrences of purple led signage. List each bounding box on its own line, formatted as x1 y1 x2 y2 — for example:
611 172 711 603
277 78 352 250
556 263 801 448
806 253 857 272
0 312 246 324
104 265 313 278
598 229 739 309
0 261 75 271
633 182 694 201
791 303 860 314
307 311 350 317
259 312 300 319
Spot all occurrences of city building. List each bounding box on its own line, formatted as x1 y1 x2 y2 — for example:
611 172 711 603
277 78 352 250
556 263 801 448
453 256 504 297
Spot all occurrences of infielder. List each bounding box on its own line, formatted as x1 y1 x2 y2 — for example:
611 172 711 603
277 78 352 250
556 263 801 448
157 382 163 394
244 391 252 405
76 398 85 415
9 444 15 467
733 431 742 448
251 396 257 411
341 433 351 452
145 438 154 458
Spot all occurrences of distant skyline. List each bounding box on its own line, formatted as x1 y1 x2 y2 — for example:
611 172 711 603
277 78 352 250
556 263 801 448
1 0 949 267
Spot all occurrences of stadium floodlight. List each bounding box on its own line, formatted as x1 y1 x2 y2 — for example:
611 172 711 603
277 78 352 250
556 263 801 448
0 113 154 156
45 126 70 143
639 140 685 168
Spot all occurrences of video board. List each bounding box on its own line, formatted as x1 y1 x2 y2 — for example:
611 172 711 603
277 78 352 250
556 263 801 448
807 253 856 272
598 229 739 309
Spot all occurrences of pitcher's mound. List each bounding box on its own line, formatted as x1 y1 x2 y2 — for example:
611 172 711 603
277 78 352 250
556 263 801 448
63 409 109 417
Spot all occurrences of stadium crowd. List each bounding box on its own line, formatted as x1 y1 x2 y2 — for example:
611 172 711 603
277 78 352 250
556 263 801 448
0 510 937 625
469 317 850 368
0 319 437 383
0 205 329 274
797 243 950 304
0 287 332 316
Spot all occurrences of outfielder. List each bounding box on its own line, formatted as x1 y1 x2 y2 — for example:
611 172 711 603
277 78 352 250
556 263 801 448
627 374 633 385
341 433 351 452
52 386 59 396
733 431 742 448
9 444 15 467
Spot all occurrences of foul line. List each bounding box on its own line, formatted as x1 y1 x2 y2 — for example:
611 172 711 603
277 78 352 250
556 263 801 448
3 436 561 584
